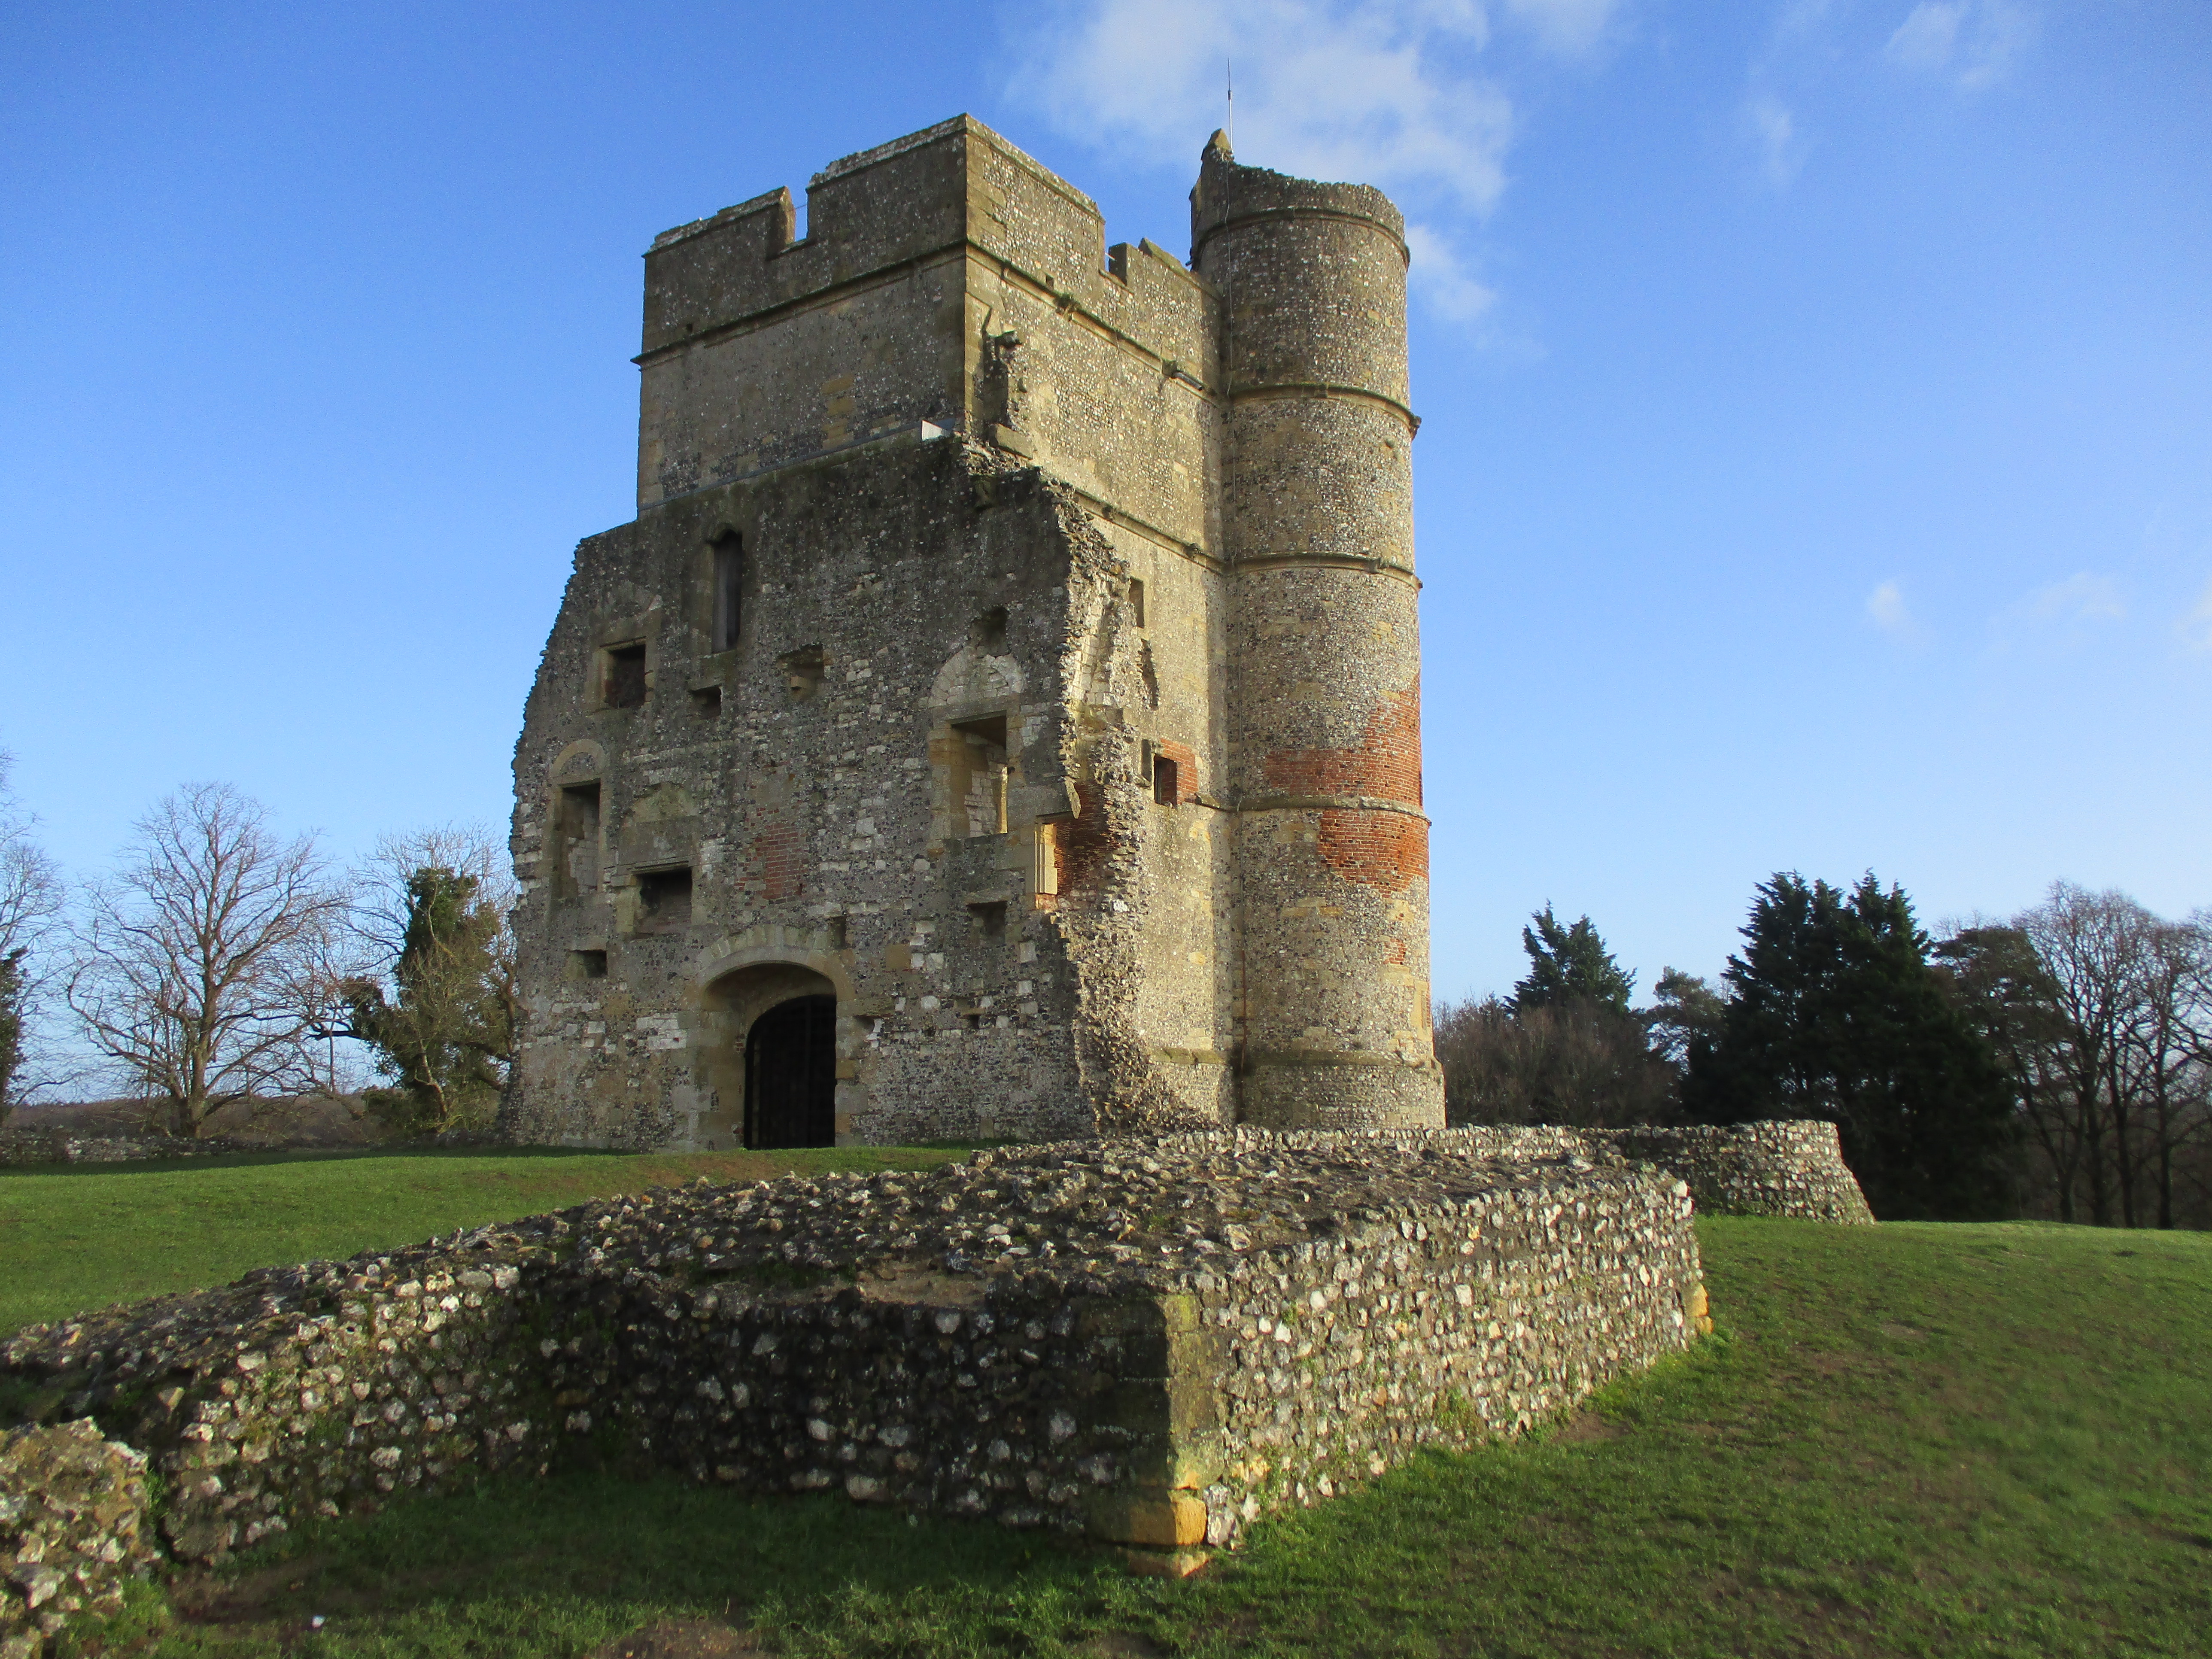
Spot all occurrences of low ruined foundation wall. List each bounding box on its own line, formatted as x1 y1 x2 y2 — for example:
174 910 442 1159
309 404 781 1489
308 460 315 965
1595 1122 1875 1224
0 1132 255 1169
1442 1120 1875 1224
2 1133 1706 1580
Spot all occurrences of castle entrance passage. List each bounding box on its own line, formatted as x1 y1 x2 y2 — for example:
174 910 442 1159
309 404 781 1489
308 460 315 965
745 994 837 1149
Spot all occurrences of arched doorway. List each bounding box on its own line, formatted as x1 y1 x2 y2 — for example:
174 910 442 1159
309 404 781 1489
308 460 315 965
745 994 837 1149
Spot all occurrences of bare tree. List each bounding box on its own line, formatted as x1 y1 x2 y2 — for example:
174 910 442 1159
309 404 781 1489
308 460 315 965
0 751 67 1126
2002 884 2212 1229
1436 995 1679 1128
2012 885 2152 1225
66 783 346 1137
2128 915 2212 1229
335 824 518 1136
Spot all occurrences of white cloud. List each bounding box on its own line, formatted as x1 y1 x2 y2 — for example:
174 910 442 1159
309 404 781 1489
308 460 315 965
1885 1 2030 91
1404 222 1498 321
1992 571 2126 651
1748 93 1801 186
1501 0 1620 56
2023 572 2124 625
2183 577 2212 653
1011 1 1529 218
1866 579 1913 636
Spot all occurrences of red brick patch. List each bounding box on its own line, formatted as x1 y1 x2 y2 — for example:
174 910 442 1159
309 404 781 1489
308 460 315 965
1315 808 1428 893
1261 680 1422 806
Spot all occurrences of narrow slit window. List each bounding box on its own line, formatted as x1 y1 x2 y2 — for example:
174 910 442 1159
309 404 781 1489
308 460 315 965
1128 579 1146 628
711 534 744 652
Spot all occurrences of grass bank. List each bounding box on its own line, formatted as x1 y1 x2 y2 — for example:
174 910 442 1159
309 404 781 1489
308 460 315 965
0 1146 969 1336
11 1161 2209 1656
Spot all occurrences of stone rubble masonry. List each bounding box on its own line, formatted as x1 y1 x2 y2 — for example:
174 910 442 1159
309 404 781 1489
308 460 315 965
507 114 1444 1152
0 1133 255 1169
0 1420 159 1657
1 1125 1834 1605
1446 1121 1877 1226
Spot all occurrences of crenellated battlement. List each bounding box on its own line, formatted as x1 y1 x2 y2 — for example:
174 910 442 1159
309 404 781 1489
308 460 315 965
639 116 1206 366
633 115 1220 537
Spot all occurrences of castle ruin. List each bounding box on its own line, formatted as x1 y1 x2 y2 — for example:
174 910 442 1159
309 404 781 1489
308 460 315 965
505 117 1443 1148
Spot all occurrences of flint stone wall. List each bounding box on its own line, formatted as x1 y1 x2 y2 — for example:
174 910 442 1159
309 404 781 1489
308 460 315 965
0 1133 253 1169
2 1133 1704 1572
0 1420 158 1658
1435 1121 1875 1225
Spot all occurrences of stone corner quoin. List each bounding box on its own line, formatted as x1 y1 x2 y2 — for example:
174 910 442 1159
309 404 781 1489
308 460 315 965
505 113 1442 1153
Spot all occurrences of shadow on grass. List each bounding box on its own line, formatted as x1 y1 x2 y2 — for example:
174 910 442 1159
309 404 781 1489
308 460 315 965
112 1471 1164 1659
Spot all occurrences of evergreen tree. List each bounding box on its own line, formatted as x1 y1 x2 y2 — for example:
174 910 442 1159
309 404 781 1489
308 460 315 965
1512 905 1636 1015
342 865 513 1136
1684 872 2017 1219
0 949 26 1129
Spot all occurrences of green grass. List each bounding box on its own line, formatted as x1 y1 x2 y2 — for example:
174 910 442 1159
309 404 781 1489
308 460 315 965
12 1161 2210 1656
0 1145 972 1335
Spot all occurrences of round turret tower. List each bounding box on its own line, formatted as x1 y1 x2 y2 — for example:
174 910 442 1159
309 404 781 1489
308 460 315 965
1193 132 1445 1130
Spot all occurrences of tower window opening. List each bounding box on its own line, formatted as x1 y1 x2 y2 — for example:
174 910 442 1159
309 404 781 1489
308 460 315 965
636 865 693 933
972 607 1008 653
711 533 744 652
1128 579 1146 628
600 642 648 709
949 714 1009 838
1152 755 1179 806
690 684 722 718
553 781 602 899
568 949 608 980
969 900 1007 941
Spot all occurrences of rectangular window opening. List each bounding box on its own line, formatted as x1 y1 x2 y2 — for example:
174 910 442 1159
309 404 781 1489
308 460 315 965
1128 578 1146 628
568 949 608 980
712 535 744 652
826 914 848 949
554 782 602 900
950 714 1009 838
689 684 722 718
1152 755 1179 807
968 900 1008 941
636 865 693 933
601 642 648 709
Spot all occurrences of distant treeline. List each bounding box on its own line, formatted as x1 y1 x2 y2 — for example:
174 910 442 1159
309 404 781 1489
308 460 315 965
1437 879 2212 1229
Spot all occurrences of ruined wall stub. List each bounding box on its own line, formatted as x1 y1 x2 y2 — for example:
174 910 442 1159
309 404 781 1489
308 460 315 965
506 115 1444 1149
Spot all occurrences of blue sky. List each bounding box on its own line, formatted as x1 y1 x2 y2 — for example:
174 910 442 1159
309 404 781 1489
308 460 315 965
3 0 2206 1003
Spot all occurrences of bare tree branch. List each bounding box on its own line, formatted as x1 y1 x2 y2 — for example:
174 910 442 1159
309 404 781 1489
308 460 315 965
0 750 69 1125
64 782 346 1137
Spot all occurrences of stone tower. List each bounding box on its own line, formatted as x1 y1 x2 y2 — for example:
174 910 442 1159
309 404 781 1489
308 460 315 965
1195 136 1437 1129
504 117 1443 1150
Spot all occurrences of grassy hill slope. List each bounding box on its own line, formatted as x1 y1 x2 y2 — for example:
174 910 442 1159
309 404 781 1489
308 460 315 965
6 1153 2207 1657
